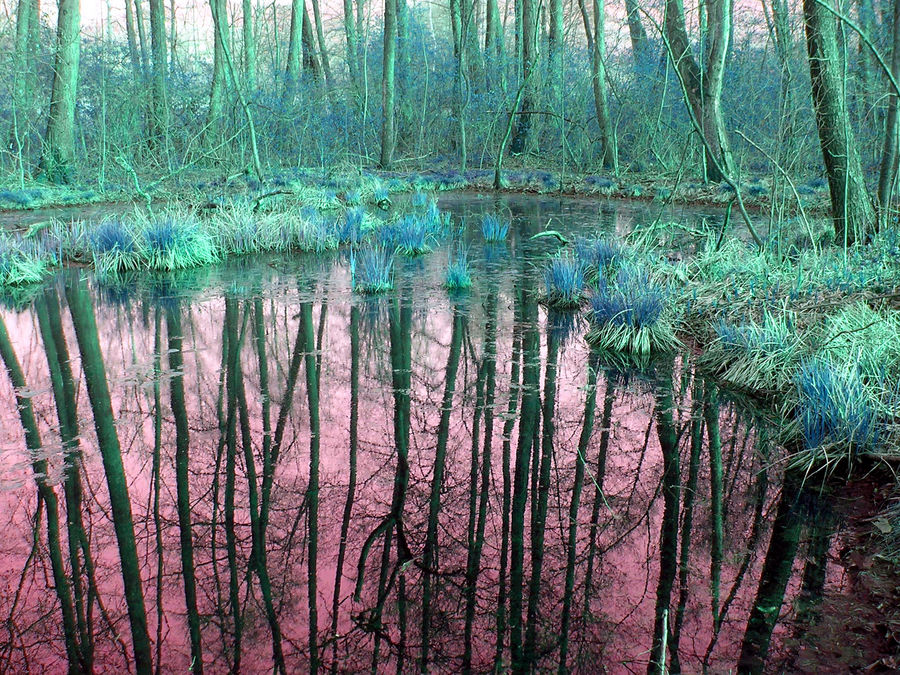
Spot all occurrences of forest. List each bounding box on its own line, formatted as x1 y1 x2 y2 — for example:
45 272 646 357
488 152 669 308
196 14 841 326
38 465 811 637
1 0 899 673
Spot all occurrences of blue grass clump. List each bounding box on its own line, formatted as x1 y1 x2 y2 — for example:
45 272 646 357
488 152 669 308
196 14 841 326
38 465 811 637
574 236 622 281
745 184 768 197
142 217 218 271
344 189 362 206
586 266 678 354
807 177 827 189
338 207 365 244
543 253 586 309
795 358 879 454
445 247 472 290
481 214 510 242
90 220 141 273
353 245 394 294
394 215 432 255
91 220 135 254
422 200 449 235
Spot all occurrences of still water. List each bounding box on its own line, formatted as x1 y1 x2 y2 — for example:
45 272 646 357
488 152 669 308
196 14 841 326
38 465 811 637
1 195 837 673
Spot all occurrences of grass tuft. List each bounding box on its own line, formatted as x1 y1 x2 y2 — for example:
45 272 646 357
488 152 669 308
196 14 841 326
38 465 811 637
703 310 804 395
141 216 218 271
445 246 473 290
411 191 430 209
543 252 586 308
353 245 394 293
481 213 510 242
586 266 679 354
574 235 622 282
90 220 141 273
0 236 50 286
338 207 365 245
794 357 879 460
393 215 433 255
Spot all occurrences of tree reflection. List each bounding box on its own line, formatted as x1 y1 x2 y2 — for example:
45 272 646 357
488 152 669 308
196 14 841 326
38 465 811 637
0 262 847 673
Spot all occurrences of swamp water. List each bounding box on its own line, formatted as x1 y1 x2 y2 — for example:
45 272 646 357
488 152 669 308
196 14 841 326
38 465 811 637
1 195 841 673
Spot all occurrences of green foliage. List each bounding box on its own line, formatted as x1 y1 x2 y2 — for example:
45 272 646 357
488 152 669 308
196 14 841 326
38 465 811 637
0 236 49 286
703 309 805 396
817 301 900 383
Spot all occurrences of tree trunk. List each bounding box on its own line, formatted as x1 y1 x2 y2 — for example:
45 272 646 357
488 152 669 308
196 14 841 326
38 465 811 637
134 0 151 81
804 0 875 244
310 0 332 85
40 0 81 183
149 0 168 145
343 0 359 90
624 0 650 69
591 0 617 170
0 316 84 675
380 0 397 167
302 0 323 79
243 0 256 89
878 0 900 224
169 0 178 68
10 0 37 164
64 279 154 675
510 0 536 154
485 0 501 57
450 0 462 57
125 0 143 78
286 0 303 88
663 0 733 182
165 304 205 675
206 0 229 133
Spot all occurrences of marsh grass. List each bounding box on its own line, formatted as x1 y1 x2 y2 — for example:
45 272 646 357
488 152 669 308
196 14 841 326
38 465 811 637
787 357 882 474
373 184 391 207
481 213 510 242
353 245 394 293
574 235 622 283
90 219 142 274
542 252 586 308
444 246 472 290
585 266 680 355
140 214 218 271
411 190 430 208
0 236 49 286
702 309 805 396
392 215 433 255
338 207 366 245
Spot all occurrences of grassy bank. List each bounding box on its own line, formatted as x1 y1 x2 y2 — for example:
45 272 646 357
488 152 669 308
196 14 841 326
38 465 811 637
0 165 834 218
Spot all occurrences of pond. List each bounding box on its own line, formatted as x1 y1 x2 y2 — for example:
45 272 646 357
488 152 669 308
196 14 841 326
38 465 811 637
0 194 842 673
